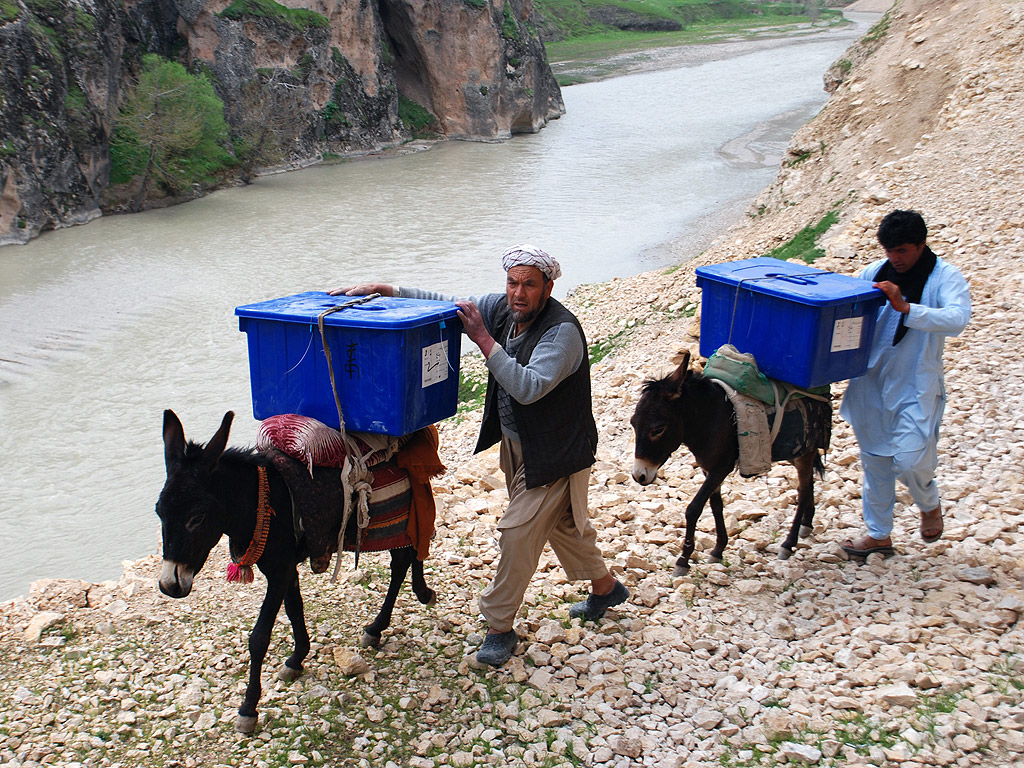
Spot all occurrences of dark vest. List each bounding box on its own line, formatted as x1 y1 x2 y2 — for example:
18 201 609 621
474 297 598 489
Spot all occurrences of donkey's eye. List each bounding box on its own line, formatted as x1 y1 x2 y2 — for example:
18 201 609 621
185 514 206 533
649 426 666 440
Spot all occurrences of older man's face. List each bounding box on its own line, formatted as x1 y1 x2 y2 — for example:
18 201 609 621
506 265 553 326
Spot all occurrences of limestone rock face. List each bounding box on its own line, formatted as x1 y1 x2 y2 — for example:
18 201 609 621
0 0 562 244
381 0 564 139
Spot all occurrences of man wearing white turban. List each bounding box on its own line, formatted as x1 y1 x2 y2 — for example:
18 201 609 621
333 244 628 667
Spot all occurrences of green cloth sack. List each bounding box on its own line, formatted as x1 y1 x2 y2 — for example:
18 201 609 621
703 345 777 404
704 344 830 404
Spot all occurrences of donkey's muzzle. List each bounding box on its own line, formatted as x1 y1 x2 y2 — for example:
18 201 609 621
632 458 660 485
158 559 194 598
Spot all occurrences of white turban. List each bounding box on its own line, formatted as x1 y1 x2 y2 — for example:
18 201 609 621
501 244 561 282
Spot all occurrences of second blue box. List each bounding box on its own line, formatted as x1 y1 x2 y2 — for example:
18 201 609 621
695 257 885 388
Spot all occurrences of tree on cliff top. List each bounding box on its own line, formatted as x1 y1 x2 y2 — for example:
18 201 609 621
110 55 233 211
232 74 305 184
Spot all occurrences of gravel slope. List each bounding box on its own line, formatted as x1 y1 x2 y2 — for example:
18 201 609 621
2 1 1023 767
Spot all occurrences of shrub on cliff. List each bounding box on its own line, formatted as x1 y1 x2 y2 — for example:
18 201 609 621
109 55 234 210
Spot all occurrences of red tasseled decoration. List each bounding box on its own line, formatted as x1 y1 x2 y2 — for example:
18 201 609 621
226 563 255 584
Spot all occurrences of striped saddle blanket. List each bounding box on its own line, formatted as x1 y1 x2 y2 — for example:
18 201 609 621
258 414 442 573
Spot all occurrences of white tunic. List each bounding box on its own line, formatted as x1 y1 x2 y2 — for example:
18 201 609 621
839 257 971 456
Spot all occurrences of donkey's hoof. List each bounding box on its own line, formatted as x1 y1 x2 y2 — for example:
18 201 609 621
708 553 723 564
420 589 437 607
360 630 382 649
799 525 813 539
777 548 793 561
277 664 302 683
672 563 690 577
236 715 258 734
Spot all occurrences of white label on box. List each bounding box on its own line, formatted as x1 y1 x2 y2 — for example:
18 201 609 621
422 340 449 388
830 316 864 353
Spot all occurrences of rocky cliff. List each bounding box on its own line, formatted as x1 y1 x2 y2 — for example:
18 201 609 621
0 0 564 245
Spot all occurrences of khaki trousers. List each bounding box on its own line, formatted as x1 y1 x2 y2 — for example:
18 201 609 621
477 436 610 632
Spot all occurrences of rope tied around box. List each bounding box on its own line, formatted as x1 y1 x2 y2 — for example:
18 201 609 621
316 293 399 579
726 271 829 349
719 272 835 452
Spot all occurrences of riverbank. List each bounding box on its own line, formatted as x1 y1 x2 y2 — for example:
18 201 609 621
3 1 1024 767
547 14 856 85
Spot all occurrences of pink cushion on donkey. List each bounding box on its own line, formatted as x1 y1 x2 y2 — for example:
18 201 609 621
256 414 348 474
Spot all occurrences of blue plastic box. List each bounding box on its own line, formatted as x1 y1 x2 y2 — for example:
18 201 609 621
235 292 461 436
695 257 885 388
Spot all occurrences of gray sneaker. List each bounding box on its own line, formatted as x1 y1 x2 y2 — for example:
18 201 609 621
569 580 629 621
476 630 518 667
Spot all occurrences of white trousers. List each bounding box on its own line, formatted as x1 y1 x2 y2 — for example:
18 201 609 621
860 437 940 539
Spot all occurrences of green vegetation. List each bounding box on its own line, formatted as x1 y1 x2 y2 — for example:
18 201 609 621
988 653 1024 696
862 7 891 44
23 0 63 17
501 2 520 40
541 0 845 65
398 95 439 138
110 54 233 209
26 17 61 59
589 327 629 364
1 0 20 22
64 83 92 147
786 149 812 167
218 0 329 31
765 207 840 264
72 6 95 31
457 368 487 414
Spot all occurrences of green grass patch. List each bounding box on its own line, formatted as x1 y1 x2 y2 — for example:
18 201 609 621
786 150 812 167
397 95 438 138
590 325 635 364
834 711 901 754
501 2 520 39
862 7 891 45
218 0 329 30
544 6 845 64
23 0 63 17
1 0 20 21
456 367 487 414
765 207 840 264
988 653 1024 697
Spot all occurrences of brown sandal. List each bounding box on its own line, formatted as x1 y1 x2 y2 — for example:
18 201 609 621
920 506 943 543
841 534 895 558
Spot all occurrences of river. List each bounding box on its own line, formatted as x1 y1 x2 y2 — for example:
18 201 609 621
0 16 872 600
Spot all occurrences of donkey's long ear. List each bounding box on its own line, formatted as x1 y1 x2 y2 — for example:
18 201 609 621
665 350 691 396
201 411 234 472
163 409 186 472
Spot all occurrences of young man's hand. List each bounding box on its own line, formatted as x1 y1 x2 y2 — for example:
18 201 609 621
873 281 911 314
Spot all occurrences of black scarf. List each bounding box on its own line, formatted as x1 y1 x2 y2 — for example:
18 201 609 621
872 245 937 345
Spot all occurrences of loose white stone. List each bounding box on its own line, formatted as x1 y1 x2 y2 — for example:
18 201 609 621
777 742 822 763
22 611 64 643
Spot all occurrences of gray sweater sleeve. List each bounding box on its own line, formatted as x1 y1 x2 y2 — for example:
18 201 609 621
485 322 585 405
395 287 584 403
394 287 503 334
